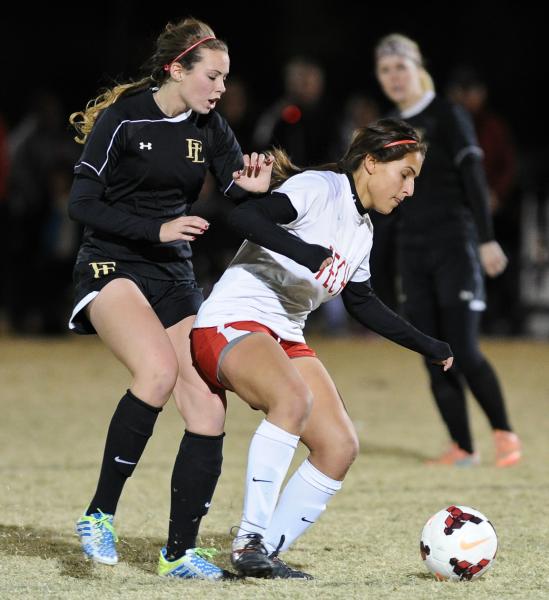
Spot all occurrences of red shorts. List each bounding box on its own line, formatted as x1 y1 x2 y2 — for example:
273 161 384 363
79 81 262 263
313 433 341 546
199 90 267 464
191 320 316 390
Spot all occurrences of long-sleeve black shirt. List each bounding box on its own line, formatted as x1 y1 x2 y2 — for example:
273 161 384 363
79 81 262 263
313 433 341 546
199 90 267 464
396 94 494 245
69 88 245 279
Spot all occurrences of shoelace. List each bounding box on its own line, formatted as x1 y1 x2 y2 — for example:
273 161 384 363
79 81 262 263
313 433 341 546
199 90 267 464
193 547 218 561
244 534 269 555
93 510 118 542
269 534 286 559
229 526 269 555
269 535 294 574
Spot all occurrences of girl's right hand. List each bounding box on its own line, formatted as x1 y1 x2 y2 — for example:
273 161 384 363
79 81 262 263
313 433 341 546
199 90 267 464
318 256 334 271
303 244 333 273
159 216 210 243
432 356 454 371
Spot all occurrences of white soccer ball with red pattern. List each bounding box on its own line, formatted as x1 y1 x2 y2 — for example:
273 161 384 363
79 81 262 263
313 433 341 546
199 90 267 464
420 505 498 581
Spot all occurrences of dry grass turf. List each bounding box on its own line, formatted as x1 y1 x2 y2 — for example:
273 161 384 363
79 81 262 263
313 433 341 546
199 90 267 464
1 334 548 599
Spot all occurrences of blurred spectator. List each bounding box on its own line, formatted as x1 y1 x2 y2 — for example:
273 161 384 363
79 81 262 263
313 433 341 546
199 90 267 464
252 57 337 164
6 91 80 334
0 114 10 327
447 67 521 335
332 93 380 158
0 115 8 202
446 67 516 214
217 77 255 151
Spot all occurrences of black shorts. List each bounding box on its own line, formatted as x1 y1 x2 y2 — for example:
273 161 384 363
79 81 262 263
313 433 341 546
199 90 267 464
398 239 485 312
69 260 203 335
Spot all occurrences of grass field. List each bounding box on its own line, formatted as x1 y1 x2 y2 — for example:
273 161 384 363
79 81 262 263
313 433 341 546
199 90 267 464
1 334 548 599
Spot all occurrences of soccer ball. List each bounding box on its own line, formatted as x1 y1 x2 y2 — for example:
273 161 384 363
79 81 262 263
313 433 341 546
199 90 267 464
420 505 498 581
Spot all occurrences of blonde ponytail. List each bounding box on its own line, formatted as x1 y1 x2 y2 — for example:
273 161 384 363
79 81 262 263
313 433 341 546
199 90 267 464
69 78 150 144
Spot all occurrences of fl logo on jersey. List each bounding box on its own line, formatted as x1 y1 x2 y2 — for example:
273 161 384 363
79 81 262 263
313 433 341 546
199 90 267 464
186 139 205 163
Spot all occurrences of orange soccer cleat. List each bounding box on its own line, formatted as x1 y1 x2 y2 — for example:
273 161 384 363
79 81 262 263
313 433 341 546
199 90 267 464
493 430 522 467
426 443 480 467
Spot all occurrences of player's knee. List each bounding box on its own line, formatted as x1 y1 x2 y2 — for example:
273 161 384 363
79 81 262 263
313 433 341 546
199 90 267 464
178 385 226 435
321 429 359 470
272 382 313 430
345 431 360 465
289 384 314 428
139 359 179 404
333 430 360 467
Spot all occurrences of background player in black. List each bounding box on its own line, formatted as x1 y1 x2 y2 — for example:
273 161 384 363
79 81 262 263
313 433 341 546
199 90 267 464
68 18 272 579
373 34 521 467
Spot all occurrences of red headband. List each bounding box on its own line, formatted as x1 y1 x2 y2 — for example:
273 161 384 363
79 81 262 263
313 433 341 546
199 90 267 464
383 139 418 148
163 36 216 72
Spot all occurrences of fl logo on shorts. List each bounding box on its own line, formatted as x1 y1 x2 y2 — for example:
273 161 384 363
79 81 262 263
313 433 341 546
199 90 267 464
89 261 116 278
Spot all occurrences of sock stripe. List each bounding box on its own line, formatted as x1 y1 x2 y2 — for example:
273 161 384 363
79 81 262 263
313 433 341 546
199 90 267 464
256 419 299 448
298 460 342 495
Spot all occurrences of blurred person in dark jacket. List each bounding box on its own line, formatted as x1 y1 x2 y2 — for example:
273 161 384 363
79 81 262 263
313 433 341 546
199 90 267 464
6 91 79 334
253 57 337 165
0 114 9 324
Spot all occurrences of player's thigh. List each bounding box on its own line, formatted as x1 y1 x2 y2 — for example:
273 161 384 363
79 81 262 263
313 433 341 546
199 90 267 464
166 315 227 434
398 249 438 334
434 241 485 311
88 278 178 380
292 356 359 476
220 332 312 414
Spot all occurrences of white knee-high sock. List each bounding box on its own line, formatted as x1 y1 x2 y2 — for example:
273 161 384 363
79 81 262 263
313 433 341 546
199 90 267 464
263 459 342 553
237 419 299 537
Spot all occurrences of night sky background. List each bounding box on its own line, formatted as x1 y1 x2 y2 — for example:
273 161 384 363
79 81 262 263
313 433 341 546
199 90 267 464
0 1 545 338
0 2 546 153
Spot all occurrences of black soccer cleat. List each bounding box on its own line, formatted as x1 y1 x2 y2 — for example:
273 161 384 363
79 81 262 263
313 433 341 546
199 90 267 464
230 533 275 578
269 551 314 579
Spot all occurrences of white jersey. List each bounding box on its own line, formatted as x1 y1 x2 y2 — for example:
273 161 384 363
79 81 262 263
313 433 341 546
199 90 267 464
194 170 374 342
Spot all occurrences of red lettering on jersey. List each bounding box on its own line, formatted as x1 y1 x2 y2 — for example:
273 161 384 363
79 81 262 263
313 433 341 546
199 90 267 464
315 246 335 287
334 263 351 295
315 245 350 296
328 255 346 293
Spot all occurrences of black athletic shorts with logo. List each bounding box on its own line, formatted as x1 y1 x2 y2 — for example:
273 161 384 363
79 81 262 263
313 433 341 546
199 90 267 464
69 259 203 335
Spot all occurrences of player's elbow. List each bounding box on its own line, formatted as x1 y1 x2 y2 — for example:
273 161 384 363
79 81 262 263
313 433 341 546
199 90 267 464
67 197 82 223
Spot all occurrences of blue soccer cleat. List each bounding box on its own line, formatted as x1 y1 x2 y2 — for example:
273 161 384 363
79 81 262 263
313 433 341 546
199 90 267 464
76 510 118 565
158 546 225 580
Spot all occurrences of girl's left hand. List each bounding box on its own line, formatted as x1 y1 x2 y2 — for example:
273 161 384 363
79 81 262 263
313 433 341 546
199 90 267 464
480 241 508 277
233 152 273 193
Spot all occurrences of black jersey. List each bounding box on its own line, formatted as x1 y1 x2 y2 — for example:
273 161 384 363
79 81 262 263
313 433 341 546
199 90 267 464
71 88 244 279
396 94 487 244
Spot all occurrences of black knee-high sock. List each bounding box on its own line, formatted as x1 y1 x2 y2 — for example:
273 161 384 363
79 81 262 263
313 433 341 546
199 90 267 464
463 359 512 431
166 430 224 560
426 361 474 453
87 390 162 516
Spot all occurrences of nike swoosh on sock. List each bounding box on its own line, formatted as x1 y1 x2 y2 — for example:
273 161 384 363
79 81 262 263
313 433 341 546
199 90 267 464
114 456 137 465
